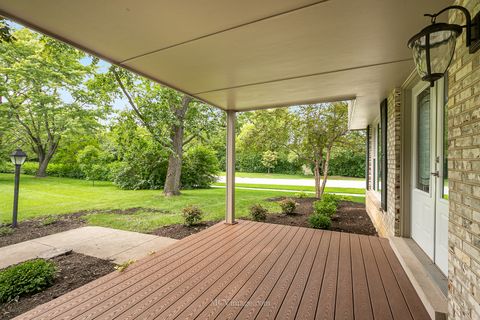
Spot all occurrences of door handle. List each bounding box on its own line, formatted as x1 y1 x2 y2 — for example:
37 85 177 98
431 171 439 177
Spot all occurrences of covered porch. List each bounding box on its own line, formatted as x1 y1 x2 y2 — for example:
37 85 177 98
16 221 429 320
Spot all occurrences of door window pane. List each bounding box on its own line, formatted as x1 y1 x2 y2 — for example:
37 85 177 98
417 88 431 192
443 79 449 200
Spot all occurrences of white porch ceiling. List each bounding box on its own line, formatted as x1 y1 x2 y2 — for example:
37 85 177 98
0 0 452 129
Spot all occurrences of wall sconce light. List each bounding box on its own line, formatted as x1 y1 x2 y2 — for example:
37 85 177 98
408 5 480 87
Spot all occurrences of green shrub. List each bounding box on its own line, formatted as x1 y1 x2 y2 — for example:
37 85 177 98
0 259 56 302
313 200 337 217
279 198 297 215
321 193 343 206
182 205 204 226
0 162 13 174
250 204 268 222
0 227 13 237
181 146 219 189
308 214 331 229
21 162 38 175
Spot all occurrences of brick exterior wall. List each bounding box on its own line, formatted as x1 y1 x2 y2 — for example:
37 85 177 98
447 1 480 319
365 89 401 237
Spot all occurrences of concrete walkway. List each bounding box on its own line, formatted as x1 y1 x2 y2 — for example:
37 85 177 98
217 176 366 189
211 185 365 197
0 226 177 269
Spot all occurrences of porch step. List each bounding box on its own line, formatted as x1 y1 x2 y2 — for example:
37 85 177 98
389 237 448 320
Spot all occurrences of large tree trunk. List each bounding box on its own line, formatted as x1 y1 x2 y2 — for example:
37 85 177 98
318 147 332 199
163 96 191 197
36 140 59 178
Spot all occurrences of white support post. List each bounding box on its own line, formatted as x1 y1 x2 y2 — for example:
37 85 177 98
226 110 236 224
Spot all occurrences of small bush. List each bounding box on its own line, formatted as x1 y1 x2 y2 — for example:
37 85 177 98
313 200 337 217
0 227 13 237
308 214 332 230
182 205 204 226
0 162 13 174
322 193 343 206
21 162 38 175
0 259 56 302
279 198 297 215
249 204 268 222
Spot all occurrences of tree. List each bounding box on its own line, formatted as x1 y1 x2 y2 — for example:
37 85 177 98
237 103 350 198
291 103 349 198
98 66 220 196
261 150 278 173
0 18 14 43
0 28 108 177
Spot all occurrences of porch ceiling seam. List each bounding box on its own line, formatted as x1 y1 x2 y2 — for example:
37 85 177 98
118 0 332 64
193 58 414 95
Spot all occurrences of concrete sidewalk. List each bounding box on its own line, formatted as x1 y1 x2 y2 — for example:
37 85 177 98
211 185 365 197
217 176 366 189
0 226 177 269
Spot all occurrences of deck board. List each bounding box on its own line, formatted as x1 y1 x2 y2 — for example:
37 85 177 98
15 221 430 320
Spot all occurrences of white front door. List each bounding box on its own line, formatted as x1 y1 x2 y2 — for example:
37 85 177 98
411 80 449 275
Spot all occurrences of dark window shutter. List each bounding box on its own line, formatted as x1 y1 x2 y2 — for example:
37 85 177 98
380 99 388 210
366 125 370 190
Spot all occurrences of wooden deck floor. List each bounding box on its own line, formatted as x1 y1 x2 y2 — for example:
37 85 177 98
16 220 430 320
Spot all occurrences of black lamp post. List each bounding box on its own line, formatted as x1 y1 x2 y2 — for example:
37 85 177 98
408 5 480 87
10 148 27 228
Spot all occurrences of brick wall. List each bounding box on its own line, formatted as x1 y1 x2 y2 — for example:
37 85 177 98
447 1 480 319
365 89 401 237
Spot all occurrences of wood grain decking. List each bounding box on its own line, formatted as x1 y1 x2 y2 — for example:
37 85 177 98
15 220 430 320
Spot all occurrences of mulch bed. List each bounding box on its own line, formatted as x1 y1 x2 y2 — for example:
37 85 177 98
255 197 377 236
0 213 86 248
150 221 218 239
0 252 115 320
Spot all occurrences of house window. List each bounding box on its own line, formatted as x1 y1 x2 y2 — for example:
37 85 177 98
377 123 382 192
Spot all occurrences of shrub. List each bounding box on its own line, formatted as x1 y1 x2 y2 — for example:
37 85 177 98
313 200 337 217
322 193 343 206
182 205 204 226
0 226 13 237
181 146 219 189
0 162 13 174
21 162 38 175
308 214 331 230
279 198 297 215
250 204 268 222
0 259 56 302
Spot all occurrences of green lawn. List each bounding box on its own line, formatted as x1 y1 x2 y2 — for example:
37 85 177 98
0 173 364 232
219 172 365 181
213 183 365 195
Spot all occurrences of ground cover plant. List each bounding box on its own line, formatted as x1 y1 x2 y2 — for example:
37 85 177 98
0 259 55 303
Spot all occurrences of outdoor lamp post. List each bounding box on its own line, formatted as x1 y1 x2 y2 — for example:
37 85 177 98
408 5 480 87
10 148 27 228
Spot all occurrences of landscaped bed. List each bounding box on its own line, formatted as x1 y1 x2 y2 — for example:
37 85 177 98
0 252 115 320
252 197 377 236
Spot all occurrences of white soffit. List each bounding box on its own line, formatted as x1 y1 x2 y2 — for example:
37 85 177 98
0 0 453 129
